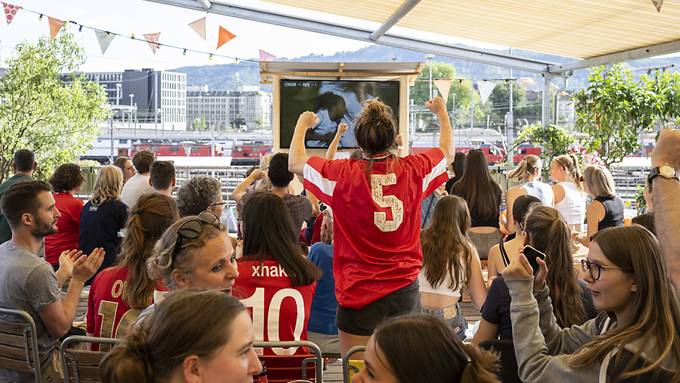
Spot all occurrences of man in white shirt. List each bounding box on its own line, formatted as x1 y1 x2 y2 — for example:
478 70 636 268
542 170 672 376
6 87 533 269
120 150 155 208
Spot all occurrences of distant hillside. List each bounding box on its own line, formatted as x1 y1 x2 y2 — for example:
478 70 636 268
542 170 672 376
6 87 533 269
171 44 680 92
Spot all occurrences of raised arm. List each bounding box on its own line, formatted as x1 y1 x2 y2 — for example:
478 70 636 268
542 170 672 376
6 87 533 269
289 111 319 176
230 169 264 202
425 96 455 165
326 123 348 160
651 128 680 290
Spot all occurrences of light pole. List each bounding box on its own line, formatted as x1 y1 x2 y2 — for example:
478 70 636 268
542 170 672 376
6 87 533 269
425 54 435 99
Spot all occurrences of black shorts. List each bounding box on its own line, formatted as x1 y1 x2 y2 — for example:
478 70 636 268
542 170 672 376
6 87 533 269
336 280 420 336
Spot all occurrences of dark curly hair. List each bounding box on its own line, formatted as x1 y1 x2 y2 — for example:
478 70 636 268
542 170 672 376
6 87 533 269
48 163 84 193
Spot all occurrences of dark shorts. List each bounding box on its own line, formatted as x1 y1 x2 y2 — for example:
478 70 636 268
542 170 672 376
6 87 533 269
336 280 420 336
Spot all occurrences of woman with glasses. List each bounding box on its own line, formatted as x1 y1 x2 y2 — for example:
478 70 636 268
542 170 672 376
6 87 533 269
86 193 179 342
503 225 680 382
176 176 227 219
137 210 239 323
473 206 596 346
100 289 263 383
289 97 454 355
233 192 321 355
79 165 129 283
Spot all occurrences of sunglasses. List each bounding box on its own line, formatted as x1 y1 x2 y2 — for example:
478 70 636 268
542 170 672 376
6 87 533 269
580 259 630 281
170 210 222 266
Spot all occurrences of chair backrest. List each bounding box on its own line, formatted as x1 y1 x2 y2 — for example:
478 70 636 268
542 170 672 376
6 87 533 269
0 307 41 383
342 346 366 383
60 335 123 383
479 339 522 383
254 340 323 383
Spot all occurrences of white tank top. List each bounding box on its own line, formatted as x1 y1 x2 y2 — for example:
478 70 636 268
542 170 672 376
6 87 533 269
554 181 586 226
522 181 555 206
418 265 464 298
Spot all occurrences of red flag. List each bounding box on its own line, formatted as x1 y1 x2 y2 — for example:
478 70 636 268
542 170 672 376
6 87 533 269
2 2 20 25
259 49 276 62
217 26 236 49
144 32 161 54
48 17 64 39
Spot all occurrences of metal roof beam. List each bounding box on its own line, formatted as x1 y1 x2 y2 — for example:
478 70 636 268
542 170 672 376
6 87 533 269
144 0 552 73
549 39 680 73
369 0 422 41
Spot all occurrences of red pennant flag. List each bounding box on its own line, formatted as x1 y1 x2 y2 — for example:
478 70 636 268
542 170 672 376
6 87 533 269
2 2 20 25
48 17 64 39
217 26 236 49
144 32 161 54
259 49 276 62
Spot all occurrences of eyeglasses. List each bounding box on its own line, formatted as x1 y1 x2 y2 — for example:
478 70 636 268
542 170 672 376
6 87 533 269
170 210 222 265
580 259 630 281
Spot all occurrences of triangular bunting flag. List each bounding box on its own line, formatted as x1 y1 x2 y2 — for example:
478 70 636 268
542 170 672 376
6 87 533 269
48 17 64 39
476 80 497 104
144 32 161 54
217 26 236 49
2 2 20 25
189 16 206 40
434 79 452 103
95 30 115 55
259 49 276 62
652 0 663 12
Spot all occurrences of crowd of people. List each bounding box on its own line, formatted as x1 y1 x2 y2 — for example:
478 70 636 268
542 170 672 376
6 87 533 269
0 96 678 383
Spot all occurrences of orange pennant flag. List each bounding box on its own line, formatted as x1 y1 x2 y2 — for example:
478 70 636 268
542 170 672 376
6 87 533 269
144 32 161 54
217 26 235 49
189 16 206 40
48 17 64 39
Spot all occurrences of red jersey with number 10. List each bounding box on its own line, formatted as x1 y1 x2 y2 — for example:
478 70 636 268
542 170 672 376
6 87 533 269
303 149 448 309
233 258 317 356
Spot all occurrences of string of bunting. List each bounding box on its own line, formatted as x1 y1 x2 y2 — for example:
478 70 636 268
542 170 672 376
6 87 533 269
1 2 278 63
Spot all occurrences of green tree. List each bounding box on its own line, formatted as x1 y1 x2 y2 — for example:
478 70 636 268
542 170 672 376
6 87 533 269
514 123 575 172
0 32 109 182
488 81 526 122
573 64 657 167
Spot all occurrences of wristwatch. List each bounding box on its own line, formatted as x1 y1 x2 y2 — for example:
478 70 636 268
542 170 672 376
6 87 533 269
648 165 679 184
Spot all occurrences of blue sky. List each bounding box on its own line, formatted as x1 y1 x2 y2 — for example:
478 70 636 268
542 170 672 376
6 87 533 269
1 0 377 71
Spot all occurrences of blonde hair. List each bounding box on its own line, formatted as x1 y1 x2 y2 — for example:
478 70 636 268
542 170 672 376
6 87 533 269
255 154 273 191
582 165 616 197
552 154 582 189
507 155 542 183
91 165 123 205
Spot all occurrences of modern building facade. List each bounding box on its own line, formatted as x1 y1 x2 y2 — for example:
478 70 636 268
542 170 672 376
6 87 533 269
186 86 271 131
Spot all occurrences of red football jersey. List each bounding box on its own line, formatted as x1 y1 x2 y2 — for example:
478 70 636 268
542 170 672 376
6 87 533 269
233 258 317 356
86 266 139 347
44 192 84 266
303 149 448 309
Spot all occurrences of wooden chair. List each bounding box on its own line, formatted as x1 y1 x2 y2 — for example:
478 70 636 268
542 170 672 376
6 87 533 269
254 340 323 382
60 335 122 383
0 307 42 383
341 346 366 383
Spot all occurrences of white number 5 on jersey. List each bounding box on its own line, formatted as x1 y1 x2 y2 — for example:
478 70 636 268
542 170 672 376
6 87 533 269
371 173 404 232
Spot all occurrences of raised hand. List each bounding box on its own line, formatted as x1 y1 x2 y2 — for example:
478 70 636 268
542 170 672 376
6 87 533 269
71 248 105 283
296 111 319 130
502 253 534 281
652 128 680 169
533 257 549 291
337 122 349 135
425 96 446 114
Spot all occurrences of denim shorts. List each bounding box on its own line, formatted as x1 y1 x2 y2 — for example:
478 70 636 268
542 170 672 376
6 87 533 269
421 302 467 340
336 280 420 336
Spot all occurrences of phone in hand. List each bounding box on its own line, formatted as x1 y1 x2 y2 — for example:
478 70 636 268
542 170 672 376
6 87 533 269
523 245 547 275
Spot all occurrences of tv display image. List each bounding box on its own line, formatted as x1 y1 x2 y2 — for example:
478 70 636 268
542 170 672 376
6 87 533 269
279 80 400 149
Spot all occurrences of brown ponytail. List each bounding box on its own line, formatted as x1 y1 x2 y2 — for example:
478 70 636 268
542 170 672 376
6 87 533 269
460 343 501 383
507 154 542 183
525 206 586 327
354 98 397 155
100 290 248 383
119 193 179 309
553 154 582 189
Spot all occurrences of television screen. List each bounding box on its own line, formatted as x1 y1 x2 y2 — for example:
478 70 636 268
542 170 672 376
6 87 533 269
279 80 400 149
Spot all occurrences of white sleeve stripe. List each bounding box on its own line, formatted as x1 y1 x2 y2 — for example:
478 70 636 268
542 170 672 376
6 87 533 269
304 163 337 197
422 158 448 193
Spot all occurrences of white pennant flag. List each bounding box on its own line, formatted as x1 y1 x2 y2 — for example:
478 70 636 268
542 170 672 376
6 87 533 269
476 80 497 104
434 79 452 103
95 30 115 55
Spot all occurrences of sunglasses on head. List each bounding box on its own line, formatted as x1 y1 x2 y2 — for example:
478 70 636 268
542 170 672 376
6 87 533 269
170 210 222 265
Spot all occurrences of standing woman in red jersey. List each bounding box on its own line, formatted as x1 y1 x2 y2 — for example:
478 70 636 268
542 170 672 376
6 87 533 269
289 96 455 355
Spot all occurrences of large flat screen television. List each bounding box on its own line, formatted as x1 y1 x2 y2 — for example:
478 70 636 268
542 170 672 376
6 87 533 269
279 79 400 149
